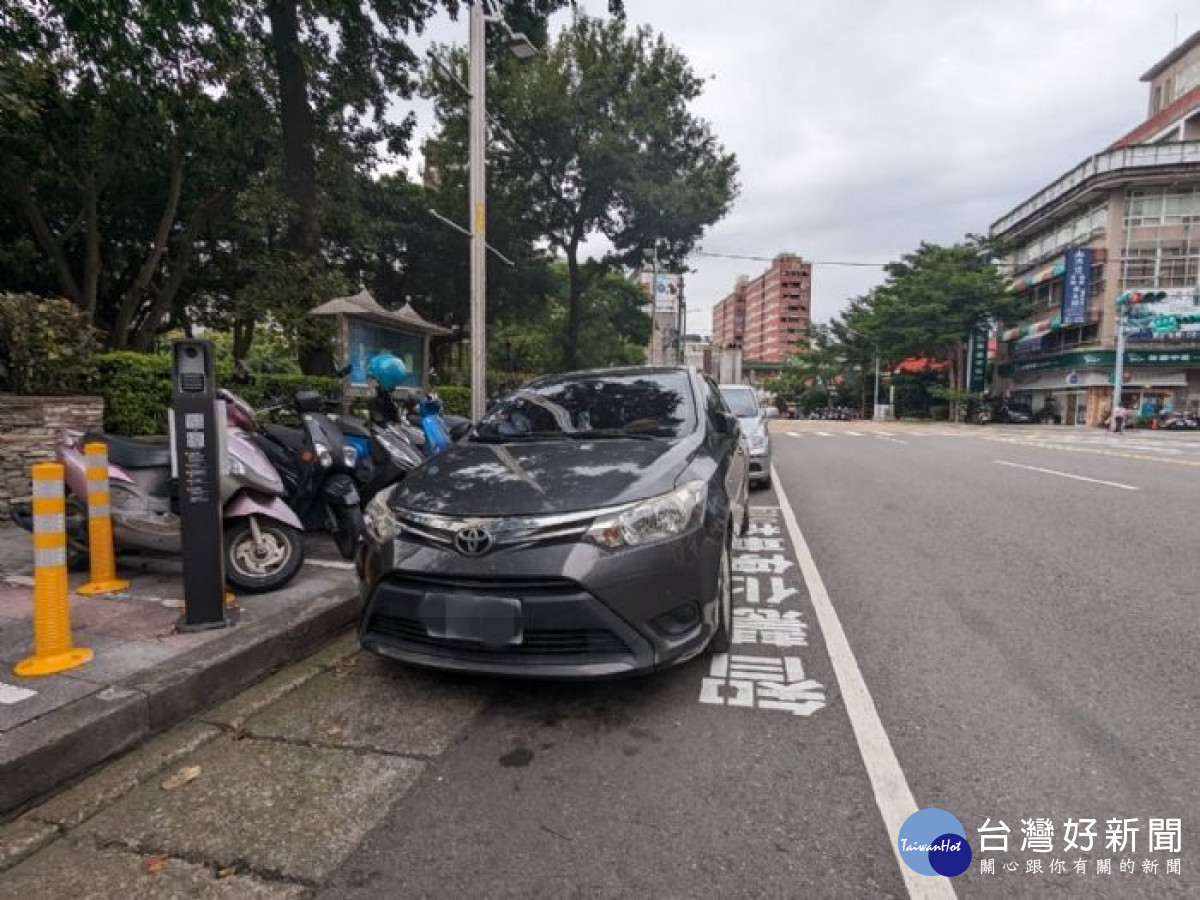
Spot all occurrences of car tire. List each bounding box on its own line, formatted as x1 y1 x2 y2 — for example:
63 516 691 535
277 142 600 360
709 531 733 654
225 518 304 593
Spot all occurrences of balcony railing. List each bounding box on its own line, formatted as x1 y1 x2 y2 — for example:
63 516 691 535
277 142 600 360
992 141 1200 236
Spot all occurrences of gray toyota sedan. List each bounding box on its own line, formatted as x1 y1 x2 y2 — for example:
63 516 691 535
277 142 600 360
357 366 749 678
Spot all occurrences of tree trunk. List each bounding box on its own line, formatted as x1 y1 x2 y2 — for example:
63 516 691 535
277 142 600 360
4 172 83 307
82 177 102 320
116 153 186 349
233 313 256 362
564 245 583 370
267 0 320 258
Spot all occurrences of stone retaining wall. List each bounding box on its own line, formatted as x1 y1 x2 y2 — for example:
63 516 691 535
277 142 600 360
0 395 104 515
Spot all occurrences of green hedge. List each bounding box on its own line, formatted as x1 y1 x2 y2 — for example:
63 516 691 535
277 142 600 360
96 351 337 435
0 294 98 395
437 385 471 417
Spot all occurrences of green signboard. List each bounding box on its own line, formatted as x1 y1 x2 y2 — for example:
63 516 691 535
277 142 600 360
998 348 1200 377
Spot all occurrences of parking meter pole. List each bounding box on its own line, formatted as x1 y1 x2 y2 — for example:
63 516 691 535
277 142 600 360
171 339 237 631
77 442 129 595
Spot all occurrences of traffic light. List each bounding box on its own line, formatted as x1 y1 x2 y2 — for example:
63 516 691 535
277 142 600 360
1140 290 1167 303
1118 290 1167 305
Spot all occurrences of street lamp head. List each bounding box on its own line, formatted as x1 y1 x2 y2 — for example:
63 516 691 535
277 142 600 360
506 31 538 60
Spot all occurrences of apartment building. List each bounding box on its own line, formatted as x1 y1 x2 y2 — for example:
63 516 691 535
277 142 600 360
990 31 1200 426
711 254 812 381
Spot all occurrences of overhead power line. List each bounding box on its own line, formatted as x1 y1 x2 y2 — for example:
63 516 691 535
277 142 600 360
693 250 888 267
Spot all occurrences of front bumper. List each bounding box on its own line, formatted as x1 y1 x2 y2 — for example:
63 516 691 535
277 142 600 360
357 525 722 679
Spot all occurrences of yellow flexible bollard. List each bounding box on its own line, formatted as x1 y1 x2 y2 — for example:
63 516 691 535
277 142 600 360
15 462 93 677
77 442 129 595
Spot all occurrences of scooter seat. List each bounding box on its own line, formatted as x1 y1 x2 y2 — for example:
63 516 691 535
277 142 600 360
261 423 306 451
83 433 172 469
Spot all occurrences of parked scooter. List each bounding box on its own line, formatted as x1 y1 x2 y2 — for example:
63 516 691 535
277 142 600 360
235 388 365 559
12 409 305 593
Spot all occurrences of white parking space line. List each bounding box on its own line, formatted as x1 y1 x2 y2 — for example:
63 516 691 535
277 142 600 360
305 558 356 570
993 460 1139 491
774 468 955 900
0 682 37 704
875 436 908 445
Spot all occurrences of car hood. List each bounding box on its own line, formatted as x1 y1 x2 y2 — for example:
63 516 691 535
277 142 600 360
392 436 697 517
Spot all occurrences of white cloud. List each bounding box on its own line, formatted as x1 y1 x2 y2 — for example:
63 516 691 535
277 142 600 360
390 0 1199 333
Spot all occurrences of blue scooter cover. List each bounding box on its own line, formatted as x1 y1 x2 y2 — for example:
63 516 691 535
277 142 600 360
419 397 451 454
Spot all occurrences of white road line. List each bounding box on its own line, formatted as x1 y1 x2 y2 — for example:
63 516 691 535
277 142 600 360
993 460 1139 491
813 431 832 437
875 436 908 445
787 432 805 438
843 430 863 436
773 468 955 900
0 682 37 704
305 558 356 571
874 430 895 436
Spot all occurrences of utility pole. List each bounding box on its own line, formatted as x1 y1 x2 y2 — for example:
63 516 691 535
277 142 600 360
468 0 487 420
1110 296 1128 432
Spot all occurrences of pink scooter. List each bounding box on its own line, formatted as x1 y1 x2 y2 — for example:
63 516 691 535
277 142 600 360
13 411 305 593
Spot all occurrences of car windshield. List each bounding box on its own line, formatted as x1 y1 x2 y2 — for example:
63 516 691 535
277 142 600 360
720 388 759 418
475 371 696 440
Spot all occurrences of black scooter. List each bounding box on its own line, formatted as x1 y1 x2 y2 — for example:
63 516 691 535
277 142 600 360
332 385 426 504
249 390 365 559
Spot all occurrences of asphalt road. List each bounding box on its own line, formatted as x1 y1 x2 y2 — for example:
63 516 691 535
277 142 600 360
5 421 1197 898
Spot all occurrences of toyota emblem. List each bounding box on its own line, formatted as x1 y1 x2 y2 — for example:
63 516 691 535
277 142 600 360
454 526 494 557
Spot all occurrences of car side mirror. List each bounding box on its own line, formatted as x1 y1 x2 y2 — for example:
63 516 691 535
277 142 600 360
714 411 738 434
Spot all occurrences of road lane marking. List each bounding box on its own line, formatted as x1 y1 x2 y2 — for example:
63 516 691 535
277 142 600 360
992 460 1139 491
874 430 895 436
875 436 908 445
843 430 863 436
773 467 955 900
813 431 832 437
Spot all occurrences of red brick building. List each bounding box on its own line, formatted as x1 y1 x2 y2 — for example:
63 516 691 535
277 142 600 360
711 254 812 371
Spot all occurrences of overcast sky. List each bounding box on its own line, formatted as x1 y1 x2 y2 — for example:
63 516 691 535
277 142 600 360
398 1 1199 335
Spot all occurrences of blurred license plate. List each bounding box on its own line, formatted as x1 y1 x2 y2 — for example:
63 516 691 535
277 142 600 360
421 593 523 646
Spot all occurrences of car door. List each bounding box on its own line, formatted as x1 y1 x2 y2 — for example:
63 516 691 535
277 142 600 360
701 375 748 531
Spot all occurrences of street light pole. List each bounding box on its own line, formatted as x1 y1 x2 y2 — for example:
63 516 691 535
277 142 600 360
468 0 487 420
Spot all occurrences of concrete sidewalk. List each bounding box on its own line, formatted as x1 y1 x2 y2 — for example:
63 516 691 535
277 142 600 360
0 524 359 816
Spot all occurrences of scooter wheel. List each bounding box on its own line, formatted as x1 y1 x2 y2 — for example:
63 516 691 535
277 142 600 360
333 505 365 560
225 519 305 593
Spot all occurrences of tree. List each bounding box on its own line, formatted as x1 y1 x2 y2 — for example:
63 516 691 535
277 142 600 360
0 1 274 348
426 13 737 369
835 236 1028 419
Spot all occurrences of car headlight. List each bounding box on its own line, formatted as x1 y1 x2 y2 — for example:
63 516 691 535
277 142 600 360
749 432 769 453
585 481 707 550
364 485 400 544
343 445 358 467
227 453 247 476
313 441 333 467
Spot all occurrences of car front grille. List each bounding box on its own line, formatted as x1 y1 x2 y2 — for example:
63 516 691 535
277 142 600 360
371 613 628 656
364 572 637 662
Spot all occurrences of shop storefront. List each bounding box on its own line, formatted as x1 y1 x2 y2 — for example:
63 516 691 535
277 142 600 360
998 349 1200 425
